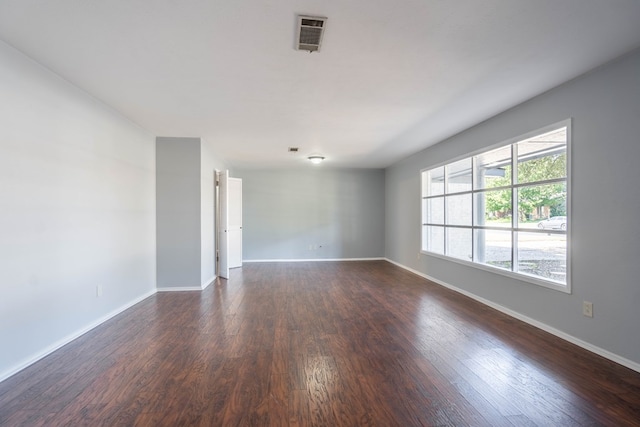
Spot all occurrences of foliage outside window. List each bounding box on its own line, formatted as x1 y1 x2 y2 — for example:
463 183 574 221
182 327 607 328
421 121 570 291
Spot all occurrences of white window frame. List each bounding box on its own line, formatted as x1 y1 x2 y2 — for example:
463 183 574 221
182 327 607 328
420 119 571 293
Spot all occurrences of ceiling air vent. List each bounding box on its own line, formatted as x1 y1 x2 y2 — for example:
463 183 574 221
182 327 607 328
296 15 327 52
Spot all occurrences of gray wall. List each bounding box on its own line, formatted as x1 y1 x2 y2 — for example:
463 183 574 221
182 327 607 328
237 168 385 260
385 49 640 366
156 137 202 288
156 137 225 290
0 40 156 381
156 137 225 289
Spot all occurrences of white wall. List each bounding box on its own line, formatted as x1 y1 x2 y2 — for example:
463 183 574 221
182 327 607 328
0 41 156 380
385 49 640 368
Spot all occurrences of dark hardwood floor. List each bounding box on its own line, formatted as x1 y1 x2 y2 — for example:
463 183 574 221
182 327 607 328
1 261 639 426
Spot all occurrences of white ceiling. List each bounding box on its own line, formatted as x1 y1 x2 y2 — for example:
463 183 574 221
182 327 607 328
1 1 640 169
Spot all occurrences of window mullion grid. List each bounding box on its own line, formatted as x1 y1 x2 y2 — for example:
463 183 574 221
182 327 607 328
471 156 476 262
513 177 566 189
420 121 569 290
443 166 448 256
421 175 425 251
511 143 519 273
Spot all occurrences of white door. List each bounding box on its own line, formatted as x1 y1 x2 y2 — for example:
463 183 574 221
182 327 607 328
218 170 229 279
228 177 242 268
217 171 242 279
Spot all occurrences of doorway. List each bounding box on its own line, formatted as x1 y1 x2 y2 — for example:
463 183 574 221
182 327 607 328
216 170 242 279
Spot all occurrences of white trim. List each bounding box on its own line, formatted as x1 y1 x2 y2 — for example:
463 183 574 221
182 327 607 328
157 277 217 292
0 289 157 383
201 276 216 290
419 119 572 172
157 286 205 292
384 258 640 374
420 119 572 293
419 250 569 293
243 257 385 263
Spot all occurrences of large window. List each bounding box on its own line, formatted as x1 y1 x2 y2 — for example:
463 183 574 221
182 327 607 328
421 121 570 292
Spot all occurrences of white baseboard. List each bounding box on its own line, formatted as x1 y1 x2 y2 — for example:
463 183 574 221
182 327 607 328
157 286 204 292
384 258 640 374
202 276 216 290
243 257 385 263
157 277 217 292
0 289 157 383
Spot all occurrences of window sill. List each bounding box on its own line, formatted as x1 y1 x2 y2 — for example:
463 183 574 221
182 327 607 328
420 250 571 294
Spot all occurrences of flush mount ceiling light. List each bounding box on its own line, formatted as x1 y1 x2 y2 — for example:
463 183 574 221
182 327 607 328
308 155 325 164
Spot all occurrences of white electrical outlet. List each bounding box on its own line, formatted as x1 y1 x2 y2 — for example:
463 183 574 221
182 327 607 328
96 285 103 297
583 301 593 317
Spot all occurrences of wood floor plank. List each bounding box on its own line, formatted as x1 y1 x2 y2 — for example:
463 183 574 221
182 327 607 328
1 261 639 426
266 373 289 427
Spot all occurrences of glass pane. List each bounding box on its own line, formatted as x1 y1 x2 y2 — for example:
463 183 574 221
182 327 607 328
475 145 511 189
517 127 567 185
422 196 444 224
446 194 472 226
421 170 438 198
474 190 512 227
446 158 472 194
421 171 428 198
517 232 567 283
446 227 472 261
423 226 444 254
474 229 512 270
427 167 445 196
517 183 567 229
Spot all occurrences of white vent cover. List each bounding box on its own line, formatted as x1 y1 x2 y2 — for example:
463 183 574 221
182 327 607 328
296 15 327 52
